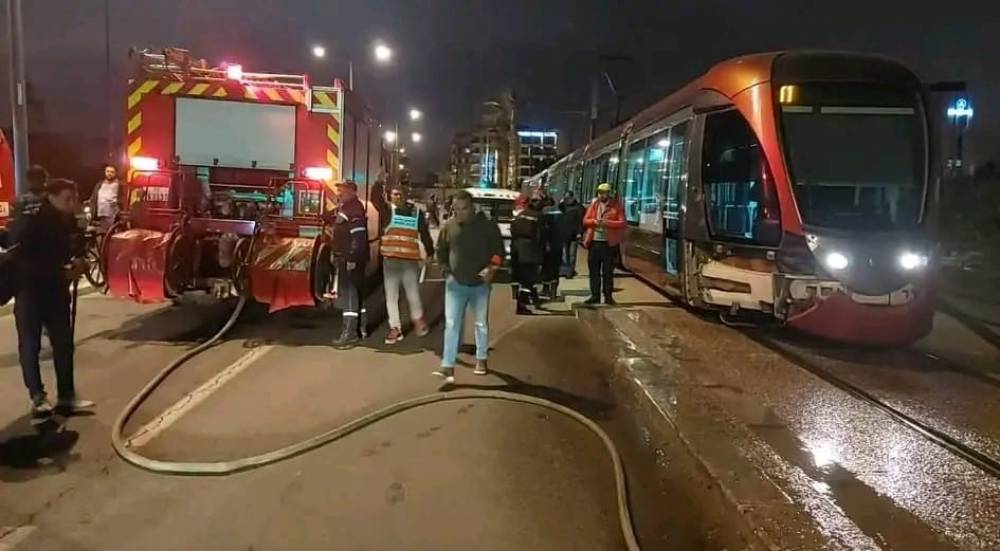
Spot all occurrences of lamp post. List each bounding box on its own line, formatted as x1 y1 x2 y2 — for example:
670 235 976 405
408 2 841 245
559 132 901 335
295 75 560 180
947 98 973 175
311 41 392 91
6 0 29 194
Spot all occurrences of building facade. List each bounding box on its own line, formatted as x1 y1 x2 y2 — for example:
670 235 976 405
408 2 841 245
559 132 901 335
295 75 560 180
517 129 558 186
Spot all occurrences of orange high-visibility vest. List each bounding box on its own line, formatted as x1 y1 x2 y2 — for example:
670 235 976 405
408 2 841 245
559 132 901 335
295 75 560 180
380 206 422 261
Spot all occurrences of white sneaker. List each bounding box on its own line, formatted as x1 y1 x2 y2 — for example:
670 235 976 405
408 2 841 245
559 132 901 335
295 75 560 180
56 397 96 412
432 367 455 384
30 395 54 422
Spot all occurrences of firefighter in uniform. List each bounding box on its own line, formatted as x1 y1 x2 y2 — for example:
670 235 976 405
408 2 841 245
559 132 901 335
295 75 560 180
331 180 369 346
380 185 435 344
510 192 550 315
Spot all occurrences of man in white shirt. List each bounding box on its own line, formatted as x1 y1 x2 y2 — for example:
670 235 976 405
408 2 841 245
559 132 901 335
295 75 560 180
89 164 120 227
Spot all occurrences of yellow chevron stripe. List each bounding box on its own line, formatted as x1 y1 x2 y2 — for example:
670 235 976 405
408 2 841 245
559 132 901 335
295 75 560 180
127 113 142 135
212 87 228 98
127 80 159 109
313 91 334 107
288 89 304 104
326 149 340 171
244 87 257 100
189 83 210 96
264 88 283 102
160 82 183 95
326 124 340 144
127 137 142 158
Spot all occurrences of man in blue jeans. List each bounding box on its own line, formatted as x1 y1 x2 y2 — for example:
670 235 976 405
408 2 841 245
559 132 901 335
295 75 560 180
433 191 504 383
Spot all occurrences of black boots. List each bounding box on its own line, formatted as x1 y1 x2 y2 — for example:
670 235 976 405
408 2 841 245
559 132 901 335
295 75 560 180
335 316 361 346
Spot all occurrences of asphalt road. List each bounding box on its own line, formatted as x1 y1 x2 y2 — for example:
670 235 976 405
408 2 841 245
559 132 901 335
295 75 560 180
2 262 997 550
0 269 749 551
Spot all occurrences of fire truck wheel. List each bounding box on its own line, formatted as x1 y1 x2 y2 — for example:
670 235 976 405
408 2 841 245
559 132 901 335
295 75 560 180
231 238 252 298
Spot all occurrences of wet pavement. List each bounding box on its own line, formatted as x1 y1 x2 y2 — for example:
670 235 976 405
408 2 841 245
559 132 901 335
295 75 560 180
597 305 1000 550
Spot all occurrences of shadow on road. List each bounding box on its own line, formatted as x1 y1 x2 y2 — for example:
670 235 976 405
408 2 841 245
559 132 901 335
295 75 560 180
442 369 615 421
0 416 81 482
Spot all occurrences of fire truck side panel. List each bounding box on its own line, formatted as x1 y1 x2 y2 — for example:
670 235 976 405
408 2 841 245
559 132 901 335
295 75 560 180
126 87 175 172
0 130 15 227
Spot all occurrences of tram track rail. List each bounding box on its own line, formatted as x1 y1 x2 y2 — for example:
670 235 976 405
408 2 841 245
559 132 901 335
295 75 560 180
624 269 1000 481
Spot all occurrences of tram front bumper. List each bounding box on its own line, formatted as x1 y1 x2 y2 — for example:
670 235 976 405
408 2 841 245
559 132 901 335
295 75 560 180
786 288 934 346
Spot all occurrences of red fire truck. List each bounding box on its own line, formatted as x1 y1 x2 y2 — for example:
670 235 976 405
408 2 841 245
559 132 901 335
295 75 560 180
0 130 15 228
103 47 385 312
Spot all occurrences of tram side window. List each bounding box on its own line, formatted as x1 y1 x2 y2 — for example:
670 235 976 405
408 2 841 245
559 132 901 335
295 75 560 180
623 139 647 224
702 110 777 244
639 131 669 232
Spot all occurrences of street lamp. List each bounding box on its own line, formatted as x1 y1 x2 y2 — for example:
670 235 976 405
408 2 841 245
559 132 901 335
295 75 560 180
374 42 393 63
411 132 423 143
409 108 422 121
312 45 326 59
384 130 398 143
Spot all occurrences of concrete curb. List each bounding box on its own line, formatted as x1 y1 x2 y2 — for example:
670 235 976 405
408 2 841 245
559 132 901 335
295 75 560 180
578 306 875 551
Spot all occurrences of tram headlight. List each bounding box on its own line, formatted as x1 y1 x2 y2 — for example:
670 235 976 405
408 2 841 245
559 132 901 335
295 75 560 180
898 251 929 271
824 251 850 271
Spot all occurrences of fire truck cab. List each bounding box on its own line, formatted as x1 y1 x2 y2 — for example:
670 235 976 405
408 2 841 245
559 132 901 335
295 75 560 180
104 48 385 312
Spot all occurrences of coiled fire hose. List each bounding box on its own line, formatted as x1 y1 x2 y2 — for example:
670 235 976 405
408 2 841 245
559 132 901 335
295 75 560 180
111 296 640 551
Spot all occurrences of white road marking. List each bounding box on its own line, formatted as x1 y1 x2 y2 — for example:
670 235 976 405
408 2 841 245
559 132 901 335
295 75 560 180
126 345 274 448
0 526 37 550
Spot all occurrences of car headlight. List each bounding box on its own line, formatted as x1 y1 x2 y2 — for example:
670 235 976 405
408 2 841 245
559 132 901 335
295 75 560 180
824 251 849 271
898 251 928 271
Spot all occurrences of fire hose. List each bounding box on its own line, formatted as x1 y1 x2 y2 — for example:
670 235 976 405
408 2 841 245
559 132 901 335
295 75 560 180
110 296 640 551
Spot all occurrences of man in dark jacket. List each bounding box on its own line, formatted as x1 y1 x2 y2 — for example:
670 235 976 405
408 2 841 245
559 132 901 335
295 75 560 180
433 191 504 382
558 192 584 277
13 164 48 218
9 178 93 421
331 180 369 346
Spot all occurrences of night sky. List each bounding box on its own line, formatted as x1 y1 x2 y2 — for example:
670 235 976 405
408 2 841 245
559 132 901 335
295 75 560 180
2 0 999 177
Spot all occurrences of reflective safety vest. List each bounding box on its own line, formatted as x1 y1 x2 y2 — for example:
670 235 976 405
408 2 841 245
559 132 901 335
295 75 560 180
379 206 422 261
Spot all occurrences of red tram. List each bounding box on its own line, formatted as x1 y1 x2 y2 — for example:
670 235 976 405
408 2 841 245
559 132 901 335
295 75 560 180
530 52 938 345
103 48 385 312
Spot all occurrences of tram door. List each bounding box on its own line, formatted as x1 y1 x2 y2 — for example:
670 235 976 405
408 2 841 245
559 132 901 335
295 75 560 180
662 121 690 280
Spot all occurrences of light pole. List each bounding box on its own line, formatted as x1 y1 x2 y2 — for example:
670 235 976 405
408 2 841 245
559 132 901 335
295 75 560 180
311 41 392 91
409 108 422 121
946 97 974 175
6 0 29 194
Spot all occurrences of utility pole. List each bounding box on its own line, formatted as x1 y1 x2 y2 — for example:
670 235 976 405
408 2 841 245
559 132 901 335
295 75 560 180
105 0 113 160
589 76 599 141
6 0 30 194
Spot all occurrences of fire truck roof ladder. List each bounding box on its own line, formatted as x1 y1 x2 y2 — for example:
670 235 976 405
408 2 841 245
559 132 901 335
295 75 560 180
132 47 308 90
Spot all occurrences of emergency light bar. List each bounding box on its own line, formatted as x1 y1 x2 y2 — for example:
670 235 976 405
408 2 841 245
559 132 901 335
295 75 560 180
130 156 160 171
304 166 333 181
226 64 243 81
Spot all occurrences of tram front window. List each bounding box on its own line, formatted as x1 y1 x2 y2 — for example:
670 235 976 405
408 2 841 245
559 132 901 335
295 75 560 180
779 84 926 232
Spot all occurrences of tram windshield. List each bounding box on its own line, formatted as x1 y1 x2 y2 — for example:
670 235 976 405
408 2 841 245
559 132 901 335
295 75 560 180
779 83 927 231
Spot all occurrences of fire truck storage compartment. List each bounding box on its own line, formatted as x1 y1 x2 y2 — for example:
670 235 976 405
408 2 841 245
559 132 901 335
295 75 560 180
174 97 296 170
